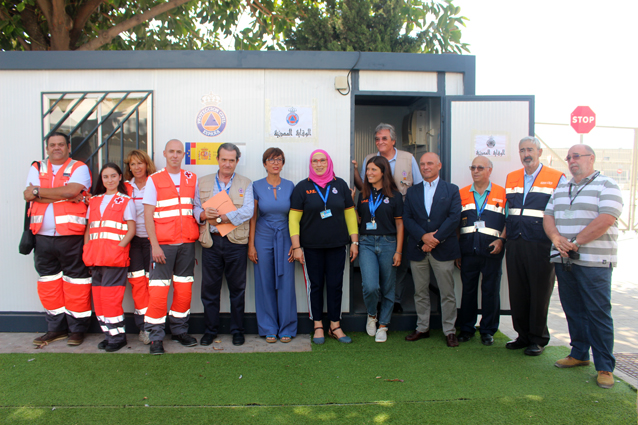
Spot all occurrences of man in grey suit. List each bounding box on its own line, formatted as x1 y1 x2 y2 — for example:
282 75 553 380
403 152 462 347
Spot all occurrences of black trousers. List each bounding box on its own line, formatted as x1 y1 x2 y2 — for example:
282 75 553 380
505 237 555 346
201 234 248 335
303 246 347 323
458 254 503 336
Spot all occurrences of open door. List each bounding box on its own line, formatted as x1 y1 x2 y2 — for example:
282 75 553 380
444 95 535 312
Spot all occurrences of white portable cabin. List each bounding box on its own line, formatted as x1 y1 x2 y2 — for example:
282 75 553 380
0 51 534 333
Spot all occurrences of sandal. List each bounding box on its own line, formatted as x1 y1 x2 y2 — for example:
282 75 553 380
280 335 292 343
328 327 352 344
313 326 325 345
266 335 277 343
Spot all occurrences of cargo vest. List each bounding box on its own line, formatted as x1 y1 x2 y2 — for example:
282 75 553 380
83 193 131 267
152 169 199 244
459 183 506 257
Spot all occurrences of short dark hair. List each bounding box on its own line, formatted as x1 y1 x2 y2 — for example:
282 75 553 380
47 132 70 146
217 143 241 160
262 147 285 165
93 162 128 195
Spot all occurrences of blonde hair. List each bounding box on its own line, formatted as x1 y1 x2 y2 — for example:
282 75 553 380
124 149 156 181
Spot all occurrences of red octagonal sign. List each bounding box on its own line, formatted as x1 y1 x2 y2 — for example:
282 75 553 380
571 106 596 134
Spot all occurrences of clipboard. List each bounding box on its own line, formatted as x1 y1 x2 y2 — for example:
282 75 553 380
202 191 237 237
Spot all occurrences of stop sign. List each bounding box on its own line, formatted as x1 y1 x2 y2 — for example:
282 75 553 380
571 106 596 134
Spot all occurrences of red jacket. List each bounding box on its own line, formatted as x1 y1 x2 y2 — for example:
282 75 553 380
151 169 199 244
83 193 132 268
29 158 89 235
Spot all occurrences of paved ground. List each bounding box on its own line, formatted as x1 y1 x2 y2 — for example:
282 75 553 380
2 235 636 389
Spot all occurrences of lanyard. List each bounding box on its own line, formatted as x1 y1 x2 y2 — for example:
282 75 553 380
474 190 490 220
216 173 234 194
313 183 330 210
568 172 599 206
368 191 385 221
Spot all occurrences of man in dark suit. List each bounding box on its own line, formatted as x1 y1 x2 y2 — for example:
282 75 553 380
403 152 462 347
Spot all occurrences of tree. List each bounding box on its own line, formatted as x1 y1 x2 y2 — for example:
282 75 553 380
0 0 301 51
284 0 470 54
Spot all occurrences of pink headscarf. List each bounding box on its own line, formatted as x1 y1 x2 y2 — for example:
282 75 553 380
308 149 335 188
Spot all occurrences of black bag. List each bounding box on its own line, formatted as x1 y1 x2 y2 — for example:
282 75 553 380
19 161 38 255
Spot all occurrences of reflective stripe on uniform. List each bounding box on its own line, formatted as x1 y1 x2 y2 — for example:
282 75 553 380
135 307 148 315
55 215 87 225
169 309 190 318
506 187 524 194
529 186 555 195
128 270 146 279
103 315 125 324
66 309 92 318
47 306 67 315
508 208 544 218
63 276 92 284
30 215 44 224
108 327 126 335
459 226 502 238
39 271 64 282
100 325 109 332
462 203 476 212
145 316 166 324
173 275 194 283
90 220 128 231
89 232 125 242
484 204 505 214
63 160 77 176
156 197 180 208
149 279 171 287
153 209 193 219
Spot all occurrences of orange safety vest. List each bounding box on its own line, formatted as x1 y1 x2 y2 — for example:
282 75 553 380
505 165 564 242
152 169 199 244
29 158 89 236
459 184 506 257
83 193 132 268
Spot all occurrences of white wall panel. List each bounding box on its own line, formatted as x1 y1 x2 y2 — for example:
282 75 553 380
445 73 464 95
359 71 438 92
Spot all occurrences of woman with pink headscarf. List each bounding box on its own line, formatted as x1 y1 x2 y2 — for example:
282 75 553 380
289 150 359 344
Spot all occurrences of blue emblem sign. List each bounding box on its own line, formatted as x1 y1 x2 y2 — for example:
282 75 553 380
286 111 300 126
196 106 227 137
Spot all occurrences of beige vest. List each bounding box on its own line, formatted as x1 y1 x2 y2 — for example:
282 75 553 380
363 149 414 197
198 173 252 245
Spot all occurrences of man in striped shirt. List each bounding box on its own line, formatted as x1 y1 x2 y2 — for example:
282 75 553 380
544 144 623 389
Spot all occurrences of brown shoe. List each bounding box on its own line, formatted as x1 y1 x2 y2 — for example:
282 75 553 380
446 333 459 347
405 330 430 341
32 331 68 345
597 371 614 389
67 332 85 346
555 356 591 368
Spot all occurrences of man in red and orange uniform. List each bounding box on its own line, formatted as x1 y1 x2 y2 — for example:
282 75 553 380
456 156 506 346
143 140 202 355
505 136 566 356
24 132 92 346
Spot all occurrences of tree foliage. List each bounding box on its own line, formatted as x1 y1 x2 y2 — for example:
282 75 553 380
284 0 469 54
0 0 469 53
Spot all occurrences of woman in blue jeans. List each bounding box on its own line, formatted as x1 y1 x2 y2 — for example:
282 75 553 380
356 156 404 342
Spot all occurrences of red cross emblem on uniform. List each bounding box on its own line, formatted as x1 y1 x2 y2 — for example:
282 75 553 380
114 197 123 204
184 171 193 180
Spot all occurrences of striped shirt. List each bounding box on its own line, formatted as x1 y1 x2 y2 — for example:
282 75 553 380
544 171 623 267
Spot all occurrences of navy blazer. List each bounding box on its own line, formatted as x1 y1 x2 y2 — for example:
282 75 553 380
403 179 462 262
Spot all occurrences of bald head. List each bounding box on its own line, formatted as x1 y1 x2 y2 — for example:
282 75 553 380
419 152 442 182
163 139 185 172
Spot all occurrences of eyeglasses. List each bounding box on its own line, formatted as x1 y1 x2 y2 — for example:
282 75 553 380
565 153 592 161
267 158 283 164
469 165 490 171
312 159 327 165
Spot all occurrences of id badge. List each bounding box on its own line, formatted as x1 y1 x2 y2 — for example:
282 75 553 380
474 220 486 230
320 209 333 219
563 210 575 219
366 222 377 230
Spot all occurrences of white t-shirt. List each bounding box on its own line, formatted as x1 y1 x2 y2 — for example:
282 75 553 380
142 172 182 206
129 178 148 238
86 194 137 223
25 161 92 236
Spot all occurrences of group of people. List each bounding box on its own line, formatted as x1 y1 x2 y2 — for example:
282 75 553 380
24 125 622 389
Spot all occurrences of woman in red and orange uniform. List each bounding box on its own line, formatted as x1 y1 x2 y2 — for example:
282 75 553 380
83 163 136 352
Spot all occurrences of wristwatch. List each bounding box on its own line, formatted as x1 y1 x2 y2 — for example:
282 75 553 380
216 217 223 224
352 241 359 246
32 187 40 198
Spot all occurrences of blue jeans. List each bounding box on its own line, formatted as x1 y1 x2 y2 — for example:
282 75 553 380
359 235 397 326
555 263 615 372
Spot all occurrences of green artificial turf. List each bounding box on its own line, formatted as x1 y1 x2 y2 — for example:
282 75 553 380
1 331 636 424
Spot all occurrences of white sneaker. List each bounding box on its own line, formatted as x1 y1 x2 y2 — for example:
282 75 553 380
375 327 388 343
139 330 151 345
366 315 378 336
